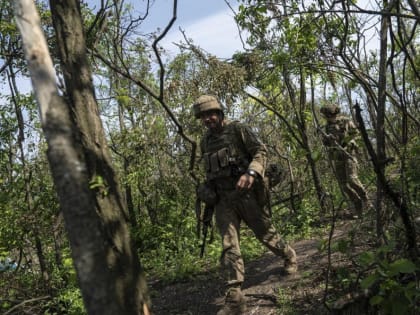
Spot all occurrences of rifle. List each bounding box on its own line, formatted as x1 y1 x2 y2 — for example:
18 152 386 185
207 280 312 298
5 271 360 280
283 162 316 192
195 197 202 239
316 125 356 161
200 204 214 258
195 182 217 257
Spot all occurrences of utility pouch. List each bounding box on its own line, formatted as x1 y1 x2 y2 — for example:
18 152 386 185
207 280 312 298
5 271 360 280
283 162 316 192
205 147 234 179
203 153 211 172
217 147 230 168
209 152 220 173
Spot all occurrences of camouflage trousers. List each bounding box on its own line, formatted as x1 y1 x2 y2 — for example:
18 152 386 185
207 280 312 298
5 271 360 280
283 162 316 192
333 156 368 214
214 181 288 287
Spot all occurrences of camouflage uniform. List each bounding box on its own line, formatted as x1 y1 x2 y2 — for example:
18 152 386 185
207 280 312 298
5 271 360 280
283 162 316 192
200 120 296 284
194 95 297 314
320 105 368 215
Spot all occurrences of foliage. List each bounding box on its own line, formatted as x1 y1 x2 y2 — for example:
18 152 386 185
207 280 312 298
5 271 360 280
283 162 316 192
275 287 296 315
43 286 86 315
272 198 318 239
1 0 419 313
358 244 419 315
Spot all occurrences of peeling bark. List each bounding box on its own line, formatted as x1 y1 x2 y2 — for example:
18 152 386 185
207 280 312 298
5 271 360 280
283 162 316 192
14 1 150 314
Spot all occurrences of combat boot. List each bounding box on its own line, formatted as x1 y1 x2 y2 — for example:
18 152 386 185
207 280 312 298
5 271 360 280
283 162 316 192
217 286 246 315
283 245 298 275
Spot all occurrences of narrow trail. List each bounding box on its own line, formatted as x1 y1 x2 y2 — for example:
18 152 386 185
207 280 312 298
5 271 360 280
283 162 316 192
150 220 361 315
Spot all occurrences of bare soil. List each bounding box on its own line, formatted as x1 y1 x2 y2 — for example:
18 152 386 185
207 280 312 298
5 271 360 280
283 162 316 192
149 220 366 315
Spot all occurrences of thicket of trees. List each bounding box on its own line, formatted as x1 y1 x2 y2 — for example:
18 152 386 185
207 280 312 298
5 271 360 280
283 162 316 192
1 0 418 314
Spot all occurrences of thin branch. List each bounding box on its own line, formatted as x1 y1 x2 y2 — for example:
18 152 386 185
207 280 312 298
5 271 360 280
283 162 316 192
246 92 304 147
92 50 198 177
354 103 418 261
3 296 51 315
225 0 248 51
152 0 178 99
272 9 420 21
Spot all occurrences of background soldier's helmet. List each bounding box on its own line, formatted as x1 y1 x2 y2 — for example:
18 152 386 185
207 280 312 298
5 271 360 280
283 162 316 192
193 95 224 119
320 104 340 116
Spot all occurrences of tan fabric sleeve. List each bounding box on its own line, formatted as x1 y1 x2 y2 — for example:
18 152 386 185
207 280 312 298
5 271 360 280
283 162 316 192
343 118 359 146
236 123 267 177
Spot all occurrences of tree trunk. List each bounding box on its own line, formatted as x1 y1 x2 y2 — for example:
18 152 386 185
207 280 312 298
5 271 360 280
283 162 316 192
375 1 389 245
125 159 139 229
298 68 327 213
13 1 150 314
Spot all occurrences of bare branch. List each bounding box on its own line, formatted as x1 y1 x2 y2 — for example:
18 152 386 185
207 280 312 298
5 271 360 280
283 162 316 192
152 0 178 99
246 92 304 147
3 296 51 315
92 49 198 176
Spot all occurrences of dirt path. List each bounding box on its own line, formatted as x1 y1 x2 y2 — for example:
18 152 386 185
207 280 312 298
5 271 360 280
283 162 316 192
150 221 357 315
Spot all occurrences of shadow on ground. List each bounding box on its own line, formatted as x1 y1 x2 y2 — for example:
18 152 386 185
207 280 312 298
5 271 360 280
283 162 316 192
150 220 363 315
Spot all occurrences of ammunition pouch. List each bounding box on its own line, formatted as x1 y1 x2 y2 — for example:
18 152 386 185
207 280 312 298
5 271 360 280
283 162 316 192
203 147 248 180
203 147 231 177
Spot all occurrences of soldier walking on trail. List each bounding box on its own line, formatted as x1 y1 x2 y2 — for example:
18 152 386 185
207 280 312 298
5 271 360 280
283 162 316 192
320 105 369 217
193 95 297 315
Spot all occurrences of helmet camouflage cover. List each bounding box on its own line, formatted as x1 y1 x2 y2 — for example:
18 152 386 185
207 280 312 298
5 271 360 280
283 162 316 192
320 104 340 116
193 95 223 118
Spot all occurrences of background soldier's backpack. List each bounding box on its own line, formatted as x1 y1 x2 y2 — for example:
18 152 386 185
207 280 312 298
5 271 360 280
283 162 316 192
265 163 282 188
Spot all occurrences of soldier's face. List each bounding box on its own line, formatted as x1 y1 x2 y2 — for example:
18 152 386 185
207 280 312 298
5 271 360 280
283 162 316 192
200 110 223 132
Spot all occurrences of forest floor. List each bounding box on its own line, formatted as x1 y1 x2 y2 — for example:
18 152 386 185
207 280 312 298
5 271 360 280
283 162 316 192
149 218 372 315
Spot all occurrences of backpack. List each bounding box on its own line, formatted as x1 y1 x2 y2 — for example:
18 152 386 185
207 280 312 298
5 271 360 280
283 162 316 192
265 162 282 188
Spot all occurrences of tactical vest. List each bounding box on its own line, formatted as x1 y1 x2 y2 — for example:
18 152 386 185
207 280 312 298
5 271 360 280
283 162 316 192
325 116 355 147
201 121 251 181
325 116 358 160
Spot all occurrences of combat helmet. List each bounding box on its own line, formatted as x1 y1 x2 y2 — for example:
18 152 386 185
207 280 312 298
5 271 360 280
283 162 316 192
320 104 340 116
193 95 224 119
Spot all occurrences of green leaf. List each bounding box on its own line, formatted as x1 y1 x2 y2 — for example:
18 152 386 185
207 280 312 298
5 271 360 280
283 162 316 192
337 239 349 253
361 273 379 289
311 149 321 162
358 251 375 266
369 295 383 306
89 175 105 189
391 296 409 315
389 259 416 275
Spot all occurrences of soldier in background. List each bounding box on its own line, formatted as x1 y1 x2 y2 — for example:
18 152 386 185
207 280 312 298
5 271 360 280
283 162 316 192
193 95 297 315
320 104 369 217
